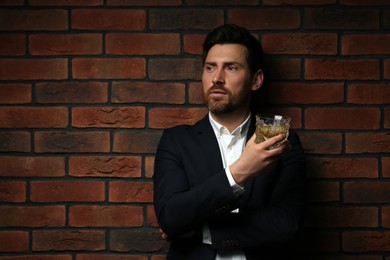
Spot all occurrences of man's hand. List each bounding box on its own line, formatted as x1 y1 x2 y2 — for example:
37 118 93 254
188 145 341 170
229 133 291 186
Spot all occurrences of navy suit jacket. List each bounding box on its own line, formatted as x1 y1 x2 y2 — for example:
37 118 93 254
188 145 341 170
153 115 306 260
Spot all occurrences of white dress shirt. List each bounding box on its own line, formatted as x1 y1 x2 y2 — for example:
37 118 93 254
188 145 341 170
203 112 250 260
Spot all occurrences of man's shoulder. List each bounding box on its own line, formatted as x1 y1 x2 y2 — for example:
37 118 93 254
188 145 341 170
163 115 209 135
163 124 192 134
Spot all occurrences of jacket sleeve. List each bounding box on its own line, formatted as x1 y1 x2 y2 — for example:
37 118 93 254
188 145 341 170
209 131 306 249
153 128 239 238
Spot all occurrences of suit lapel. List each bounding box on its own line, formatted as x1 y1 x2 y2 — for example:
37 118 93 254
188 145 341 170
190 115 224 182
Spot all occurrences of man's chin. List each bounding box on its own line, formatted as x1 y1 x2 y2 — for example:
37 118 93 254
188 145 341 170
207 104 232 114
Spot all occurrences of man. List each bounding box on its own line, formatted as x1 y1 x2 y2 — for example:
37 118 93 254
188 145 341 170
153 24 305 259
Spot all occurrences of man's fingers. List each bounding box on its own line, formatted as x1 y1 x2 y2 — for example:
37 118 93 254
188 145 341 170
258 134 286 148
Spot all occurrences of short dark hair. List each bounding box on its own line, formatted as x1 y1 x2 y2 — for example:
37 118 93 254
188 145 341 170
202 24 264 75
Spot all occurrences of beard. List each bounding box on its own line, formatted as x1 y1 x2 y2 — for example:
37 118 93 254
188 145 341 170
203 84 251 114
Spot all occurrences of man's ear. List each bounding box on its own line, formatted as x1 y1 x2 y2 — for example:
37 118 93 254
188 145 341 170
251 69 264 91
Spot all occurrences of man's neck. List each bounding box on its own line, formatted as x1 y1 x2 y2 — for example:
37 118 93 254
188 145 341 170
210 108 251 133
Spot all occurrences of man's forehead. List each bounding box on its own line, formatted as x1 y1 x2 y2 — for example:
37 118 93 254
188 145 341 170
205 44 248 63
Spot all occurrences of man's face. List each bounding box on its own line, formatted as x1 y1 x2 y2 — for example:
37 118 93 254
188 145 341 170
202 44 258 115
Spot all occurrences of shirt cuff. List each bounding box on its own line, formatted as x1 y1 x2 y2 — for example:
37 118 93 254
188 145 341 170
225 167 245 198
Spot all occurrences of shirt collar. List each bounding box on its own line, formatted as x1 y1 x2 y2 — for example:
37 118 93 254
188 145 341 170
209 112 251 138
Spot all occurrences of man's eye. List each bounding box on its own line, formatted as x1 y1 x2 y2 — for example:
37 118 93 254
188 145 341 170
227 66 238 71
205 66 215 72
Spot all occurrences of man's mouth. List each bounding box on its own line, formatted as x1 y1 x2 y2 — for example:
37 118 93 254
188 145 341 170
208 86 228 98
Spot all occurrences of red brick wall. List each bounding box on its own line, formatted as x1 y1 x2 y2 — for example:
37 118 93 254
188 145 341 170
0 0 389 259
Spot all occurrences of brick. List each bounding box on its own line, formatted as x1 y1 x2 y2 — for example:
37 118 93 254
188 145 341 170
30 34 102 55
0 10 68 30
348 83 390 104
346 132 390 154
228 8 300 29
30 181 105 202
343 231 390 252
305 108 380 130
189 82 204 105
33 230 105 251
262 33 337 55
386 109 390 129
149 58 202 80
187 0 258 4
305 207 378 228
147 205 158 227
184 34 206 55
306 158 378 178
0 206 65 227
0 107 68 128
0 156 65 177
264 0 335 3
113 131 161 153
29 0 103 5
268 82 344 105
299 132 342 154
149 108 208 129
305 59 380 80
385 59 390 79
0 59 68 80
307 181 340 202
384 157 390 177
342 34 390 55
110 229 168 253
35 82 108 104
0 181 26 203
0 231 28 252
69 156 142 178
108 0 180 5
150 9 223 30
0 83 31 104
145 156 155 178
72 106 145 128
263 58 301 80
72 9 145 30
340 0 390 5
0 256 71 260
344 181 390 204
106 33 180 55
383 207 390 227
0 34 25 55
304 8 379 30
110 181 153 203
151 256 167 260
72 58 145 79
0 131 31 152
112 81 185 104
35 131 110 153
77 255 148 260
69 206 143 227
0 0 24 5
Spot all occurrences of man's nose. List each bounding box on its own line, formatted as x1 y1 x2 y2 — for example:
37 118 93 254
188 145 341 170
212 68 225 84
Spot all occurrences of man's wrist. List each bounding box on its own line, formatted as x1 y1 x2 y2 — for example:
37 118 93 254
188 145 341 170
228 163 247 187
226 167 245 198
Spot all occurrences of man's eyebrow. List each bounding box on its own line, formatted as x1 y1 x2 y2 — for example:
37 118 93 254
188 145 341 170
204 61 243 66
